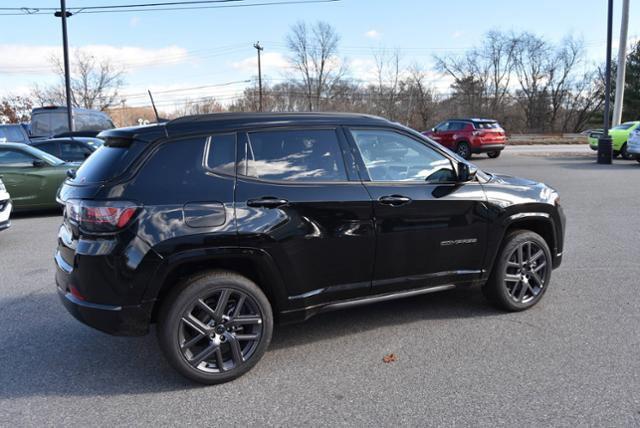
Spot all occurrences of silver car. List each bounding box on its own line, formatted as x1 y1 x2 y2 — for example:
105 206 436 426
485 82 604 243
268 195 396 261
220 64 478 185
627 126 640 163
0 177 11 231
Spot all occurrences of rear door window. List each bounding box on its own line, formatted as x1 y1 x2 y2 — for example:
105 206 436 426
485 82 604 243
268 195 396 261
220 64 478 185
60 141 92 161
35 141 60 157
240 129 347 182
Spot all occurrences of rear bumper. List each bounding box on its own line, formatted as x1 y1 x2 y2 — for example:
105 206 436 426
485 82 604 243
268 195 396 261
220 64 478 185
55 252 154 336
472 143 505 154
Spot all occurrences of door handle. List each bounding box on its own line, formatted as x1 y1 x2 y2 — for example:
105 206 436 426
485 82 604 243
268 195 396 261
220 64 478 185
378 195 412 206
247 197 289 208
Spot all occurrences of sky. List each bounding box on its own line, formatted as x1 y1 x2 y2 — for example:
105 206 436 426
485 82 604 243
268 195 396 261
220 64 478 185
0 0 638 111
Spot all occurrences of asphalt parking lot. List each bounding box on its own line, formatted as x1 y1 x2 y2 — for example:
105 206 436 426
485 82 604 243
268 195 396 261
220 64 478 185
1 146 639 426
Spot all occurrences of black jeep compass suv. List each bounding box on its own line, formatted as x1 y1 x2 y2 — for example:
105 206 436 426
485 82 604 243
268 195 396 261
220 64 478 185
55 113 565 384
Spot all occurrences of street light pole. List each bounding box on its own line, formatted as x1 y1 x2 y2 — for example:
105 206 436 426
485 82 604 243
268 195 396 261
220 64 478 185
598 0 614 164
253 42 264 112
55 0 74 133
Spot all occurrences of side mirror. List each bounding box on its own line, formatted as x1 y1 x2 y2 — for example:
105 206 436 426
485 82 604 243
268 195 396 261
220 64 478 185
458 162 477 182
66 169 77 179
32 159 46 168
431 128 436 133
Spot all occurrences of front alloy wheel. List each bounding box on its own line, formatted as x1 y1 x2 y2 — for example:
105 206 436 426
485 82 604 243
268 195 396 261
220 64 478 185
503 241 547 304
158 271 273 384
482 230 552 311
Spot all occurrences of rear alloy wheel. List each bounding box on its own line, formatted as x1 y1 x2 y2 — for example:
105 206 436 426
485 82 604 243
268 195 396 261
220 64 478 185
487 151 501 159
456 142 472 160
482 230 552 311
620 143 634 160
157 271 273 384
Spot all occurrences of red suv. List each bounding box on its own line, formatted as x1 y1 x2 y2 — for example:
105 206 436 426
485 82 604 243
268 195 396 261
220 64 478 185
423 118 507 160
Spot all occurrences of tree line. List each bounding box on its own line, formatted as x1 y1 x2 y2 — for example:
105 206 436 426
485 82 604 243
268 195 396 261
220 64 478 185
2 21 640 133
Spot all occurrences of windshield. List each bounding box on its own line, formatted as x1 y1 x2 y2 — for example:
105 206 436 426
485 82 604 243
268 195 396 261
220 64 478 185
612 122 636 131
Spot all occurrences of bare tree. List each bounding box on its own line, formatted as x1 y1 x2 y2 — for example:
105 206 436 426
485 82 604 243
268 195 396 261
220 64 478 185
32 50 124 111
0 95 33 123
371 48 403 120
286 21 346 111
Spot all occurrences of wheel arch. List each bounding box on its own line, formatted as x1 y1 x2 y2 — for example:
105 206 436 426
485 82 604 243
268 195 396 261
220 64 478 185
146 248 288 324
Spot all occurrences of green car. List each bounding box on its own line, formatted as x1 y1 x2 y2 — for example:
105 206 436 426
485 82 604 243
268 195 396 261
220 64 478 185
588 121 640 159
0 142 72 211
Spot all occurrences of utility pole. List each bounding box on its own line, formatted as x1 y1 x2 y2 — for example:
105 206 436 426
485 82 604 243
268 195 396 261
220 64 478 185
120 99 127 127
612 0 630 127
598 0 614 164
55 0 74 133
253 42 264 112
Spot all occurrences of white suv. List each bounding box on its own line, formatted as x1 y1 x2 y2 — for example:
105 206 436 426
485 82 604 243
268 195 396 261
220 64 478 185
628 126 640 163
0 178 11 231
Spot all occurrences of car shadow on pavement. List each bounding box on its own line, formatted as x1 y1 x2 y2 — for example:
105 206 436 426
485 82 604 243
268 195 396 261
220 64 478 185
551 157 640 170
270 286 501 351
0 286 502 398
10 208 62 219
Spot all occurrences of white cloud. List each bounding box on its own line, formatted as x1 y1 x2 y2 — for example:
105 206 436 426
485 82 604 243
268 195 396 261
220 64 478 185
452 30 464 39
129 16 140 28
0 44 190 75
365 30 381 39
231 52 291 75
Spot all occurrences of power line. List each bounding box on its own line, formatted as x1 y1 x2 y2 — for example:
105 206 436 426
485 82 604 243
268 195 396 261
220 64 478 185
0 0 340 15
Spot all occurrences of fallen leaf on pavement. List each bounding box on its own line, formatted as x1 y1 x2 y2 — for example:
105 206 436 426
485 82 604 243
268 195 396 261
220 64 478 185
382 353 397 363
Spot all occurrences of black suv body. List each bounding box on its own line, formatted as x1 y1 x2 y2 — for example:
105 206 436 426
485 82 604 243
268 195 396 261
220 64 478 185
55 113 565 384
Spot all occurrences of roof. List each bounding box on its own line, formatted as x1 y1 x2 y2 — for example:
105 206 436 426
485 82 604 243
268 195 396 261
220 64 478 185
99 112 395 141
448 118 499 122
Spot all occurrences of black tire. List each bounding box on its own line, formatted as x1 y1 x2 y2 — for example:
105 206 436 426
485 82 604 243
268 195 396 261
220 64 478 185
157 270 273 385
620 143 634 160
487 151 501 159
482 230 552 312
456 141 472 160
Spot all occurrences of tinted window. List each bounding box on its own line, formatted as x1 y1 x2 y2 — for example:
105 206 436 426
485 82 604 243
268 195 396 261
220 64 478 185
72 141 145 184
0 149 35 167
351 129 457 183
34 141 59 157
242 129 347 182
449 122 466 131
206 134 236 175
131 138 206 193
0 126 27 143
60 141 92 161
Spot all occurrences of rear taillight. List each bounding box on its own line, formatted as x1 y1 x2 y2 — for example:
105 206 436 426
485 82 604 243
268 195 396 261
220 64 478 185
66 199 139 233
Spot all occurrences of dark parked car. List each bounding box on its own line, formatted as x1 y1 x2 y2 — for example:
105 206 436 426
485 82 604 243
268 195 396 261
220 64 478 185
0 124 31 144
56 113 565 384
422 118 507 159
30 137 103 163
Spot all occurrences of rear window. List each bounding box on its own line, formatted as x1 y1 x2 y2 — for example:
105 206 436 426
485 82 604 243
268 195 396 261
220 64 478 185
0 126 27 143
473 121 501 129
71 140 146 184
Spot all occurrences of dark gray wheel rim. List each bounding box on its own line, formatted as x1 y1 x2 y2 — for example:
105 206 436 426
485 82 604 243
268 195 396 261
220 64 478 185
504 241 548 304
179 288 263 373
457 143 470 158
